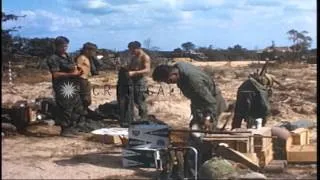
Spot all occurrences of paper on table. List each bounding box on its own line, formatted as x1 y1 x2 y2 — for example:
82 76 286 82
91 128 128 136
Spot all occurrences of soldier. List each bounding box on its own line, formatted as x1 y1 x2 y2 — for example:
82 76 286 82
75 42 97 111
47 36 85 136
126 41 151 120
152 62 227 178
231 74 271 129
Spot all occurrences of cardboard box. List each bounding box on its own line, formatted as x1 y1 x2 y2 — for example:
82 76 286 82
128 122 169 148
287 144 317 163
90 128 128 145
122 148 160 168
291 128 310 146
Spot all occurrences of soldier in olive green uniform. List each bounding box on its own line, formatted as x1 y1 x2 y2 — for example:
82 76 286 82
153 62 227 130
152 62 227 178
47 36 84 136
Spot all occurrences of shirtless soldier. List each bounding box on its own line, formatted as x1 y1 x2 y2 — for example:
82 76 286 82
127 41 151 120
76 42 97 111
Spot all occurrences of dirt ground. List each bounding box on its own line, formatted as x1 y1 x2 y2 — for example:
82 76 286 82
1 60 317 179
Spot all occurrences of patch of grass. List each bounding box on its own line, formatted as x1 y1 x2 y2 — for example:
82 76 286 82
234 71 247 79
202 65 226 77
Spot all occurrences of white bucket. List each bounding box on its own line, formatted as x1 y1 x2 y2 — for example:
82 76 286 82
256 118 263 129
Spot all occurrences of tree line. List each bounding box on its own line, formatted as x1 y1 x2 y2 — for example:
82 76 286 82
2 12 316 64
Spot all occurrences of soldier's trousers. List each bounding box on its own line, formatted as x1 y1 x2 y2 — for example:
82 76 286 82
54 97 85 129
132 79 148 120
79 78 92 109
52 78 86 129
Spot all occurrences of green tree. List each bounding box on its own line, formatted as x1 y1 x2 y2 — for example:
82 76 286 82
2 12 26 62
287 29 312 52
24 38 55 58
181 42 196 51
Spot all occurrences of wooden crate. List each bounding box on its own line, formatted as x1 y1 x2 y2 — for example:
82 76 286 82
218 140 250 153
287 144 317 163
256 143 274 167
169 131 189 146
249 127 272 152
203 133 254 153
243 153 259 165
285 135 293 150
290 128 310 146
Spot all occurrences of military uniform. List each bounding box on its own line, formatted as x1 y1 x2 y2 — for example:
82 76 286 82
47 53 85 130
173 62 227 178
175 62 227 127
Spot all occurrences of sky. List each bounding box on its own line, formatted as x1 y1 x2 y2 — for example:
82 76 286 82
2 0 317 52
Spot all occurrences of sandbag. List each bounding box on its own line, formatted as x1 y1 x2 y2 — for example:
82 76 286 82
199 157 236 179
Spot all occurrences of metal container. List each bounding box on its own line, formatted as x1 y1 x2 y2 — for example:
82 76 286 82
128 121 169 149
122 148 160 168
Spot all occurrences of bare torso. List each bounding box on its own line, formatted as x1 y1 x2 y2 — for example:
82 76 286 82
128 51 146 71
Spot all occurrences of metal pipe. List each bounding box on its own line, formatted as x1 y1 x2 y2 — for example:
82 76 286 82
167 146 198 180
170 129 251 134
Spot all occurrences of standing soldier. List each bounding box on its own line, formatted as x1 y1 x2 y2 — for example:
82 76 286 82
47 36 84 136
76 42 98 111
126 41 151 120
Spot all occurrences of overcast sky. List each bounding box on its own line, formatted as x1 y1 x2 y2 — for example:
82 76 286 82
2 0 317 51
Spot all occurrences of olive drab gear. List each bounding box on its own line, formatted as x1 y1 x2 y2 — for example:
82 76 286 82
232 77 271 129
117 68 134 127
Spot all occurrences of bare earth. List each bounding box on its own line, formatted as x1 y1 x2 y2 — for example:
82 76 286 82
1 61 317 179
